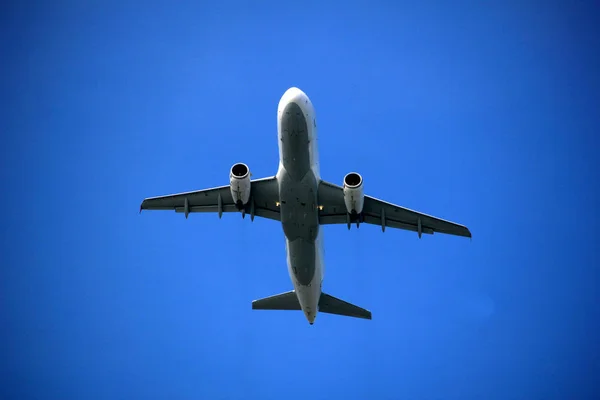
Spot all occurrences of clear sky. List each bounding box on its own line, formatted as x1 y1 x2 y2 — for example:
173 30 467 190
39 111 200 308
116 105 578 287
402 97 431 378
2 1 599 399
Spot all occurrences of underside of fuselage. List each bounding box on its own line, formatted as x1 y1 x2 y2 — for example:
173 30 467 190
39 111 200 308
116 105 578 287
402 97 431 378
277 98 321 324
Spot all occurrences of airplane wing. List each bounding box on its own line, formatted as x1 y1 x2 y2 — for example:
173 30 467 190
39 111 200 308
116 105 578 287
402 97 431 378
140 176 281 221
317 180 471 238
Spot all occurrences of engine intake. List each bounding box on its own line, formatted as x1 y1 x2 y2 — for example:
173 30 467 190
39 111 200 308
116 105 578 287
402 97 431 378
343 172 364 214
230 163 251 208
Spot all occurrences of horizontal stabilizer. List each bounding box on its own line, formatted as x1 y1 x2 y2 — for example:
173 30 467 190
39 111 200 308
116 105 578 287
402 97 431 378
318 293 372 320
252 290 301 311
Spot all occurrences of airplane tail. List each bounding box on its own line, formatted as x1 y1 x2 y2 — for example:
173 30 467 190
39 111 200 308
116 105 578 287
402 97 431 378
252 290 372 320
251 290 301 311
318 292 372 320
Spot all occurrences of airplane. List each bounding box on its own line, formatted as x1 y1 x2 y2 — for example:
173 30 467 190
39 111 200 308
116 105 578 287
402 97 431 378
140 87 472 325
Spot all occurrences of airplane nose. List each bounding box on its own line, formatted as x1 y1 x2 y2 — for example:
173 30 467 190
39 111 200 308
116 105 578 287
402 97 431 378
284 86 305 98
279 87 308 109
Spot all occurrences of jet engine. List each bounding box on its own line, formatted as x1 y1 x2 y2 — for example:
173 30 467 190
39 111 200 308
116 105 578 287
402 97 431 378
230 162 251 209
343 172 364 215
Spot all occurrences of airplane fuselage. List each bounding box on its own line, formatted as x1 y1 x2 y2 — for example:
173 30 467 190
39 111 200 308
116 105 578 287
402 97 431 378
275 87 323 324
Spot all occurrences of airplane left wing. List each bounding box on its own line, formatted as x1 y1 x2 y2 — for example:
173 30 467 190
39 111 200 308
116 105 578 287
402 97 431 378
140 176 281 221
317 180 471 238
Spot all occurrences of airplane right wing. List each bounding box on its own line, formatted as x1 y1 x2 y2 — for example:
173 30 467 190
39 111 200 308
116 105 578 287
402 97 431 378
317 180 471 238
140 176 281 221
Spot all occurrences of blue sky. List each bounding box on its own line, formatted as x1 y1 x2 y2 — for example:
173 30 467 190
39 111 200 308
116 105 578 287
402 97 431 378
1 1 599 399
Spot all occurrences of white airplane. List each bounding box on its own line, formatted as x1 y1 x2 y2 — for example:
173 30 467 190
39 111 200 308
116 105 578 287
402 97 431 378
140 87 472 325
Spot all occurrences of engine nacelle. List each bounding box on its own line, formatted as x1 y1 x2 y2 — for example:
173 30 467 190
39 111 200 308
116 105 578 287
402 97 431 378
343 172 364 214
230 163 251 208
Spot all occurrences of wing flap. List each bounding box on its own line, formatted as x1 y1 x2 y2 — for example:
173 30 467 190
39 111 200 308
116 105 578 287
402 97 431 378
174 204 239 213
363 214 435 235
